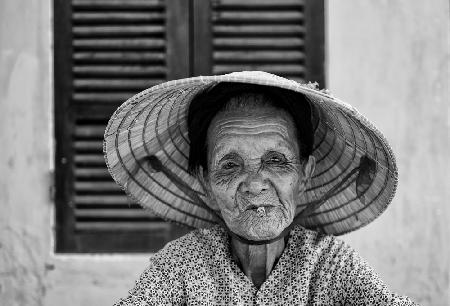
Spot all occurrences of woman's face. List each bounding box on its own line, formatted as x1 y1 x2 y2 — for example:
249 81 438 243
203 100 314 241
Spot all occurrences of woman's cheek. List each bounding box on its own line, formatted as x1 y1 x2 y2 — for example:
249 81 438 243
273 175 300 214
272 174 299 196
211 185 237 212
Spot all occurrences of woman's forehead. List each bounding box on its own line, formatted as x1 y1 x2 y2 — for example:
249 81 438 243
209 111 294 139
211 133 298 162
208 92 295 137
207 105 299 160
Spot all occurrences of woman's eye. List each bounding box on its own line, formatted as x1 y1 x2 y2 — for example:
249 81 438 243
221 161 239 170
264 153 287 165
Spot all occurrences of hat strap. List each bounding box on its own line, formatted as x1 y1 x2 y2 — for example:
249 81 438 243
225 155 376 245
145 155 214 212
146 154 375 245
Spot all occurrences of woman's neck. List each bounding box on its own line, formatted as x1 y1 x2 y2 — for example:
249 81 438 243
230 236 286 288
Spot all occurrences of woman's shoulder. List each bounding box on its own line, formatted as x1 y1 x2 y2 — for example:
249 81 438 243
167 224 228 250
290 224 355 260
149 225 228 269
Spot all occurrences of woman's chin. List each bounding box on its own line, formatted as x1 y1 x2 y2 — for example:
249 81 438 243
229 212 292 241
245 228 283 241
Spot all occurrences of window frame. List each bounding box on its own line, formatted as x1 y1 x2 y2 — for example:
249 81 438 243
54 0 325 253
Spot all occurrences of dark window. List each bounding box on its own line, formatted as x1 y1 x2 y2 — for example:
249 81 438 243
54 0 325 253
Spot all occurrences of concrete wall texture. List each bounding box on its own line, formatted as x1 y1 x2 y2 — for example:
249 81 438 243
0 0 448 305
327 1 449 304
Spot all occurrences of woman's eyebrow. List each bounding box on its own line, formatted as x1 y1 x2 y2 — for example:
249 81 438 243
218 152 240 163
266 141 298 154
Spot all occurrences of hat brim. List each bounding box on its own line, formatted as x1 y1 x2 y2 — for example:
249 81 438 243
104 71 398 235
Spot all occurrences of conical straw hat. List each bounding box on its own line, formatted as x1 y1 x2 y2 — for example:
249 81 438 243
104 71 398 236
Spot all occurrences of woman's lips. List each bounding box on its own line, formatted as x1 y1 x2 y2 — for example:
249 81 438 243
256 207 266 217
246 206 277 218
246 204 276 210
236 191 281 211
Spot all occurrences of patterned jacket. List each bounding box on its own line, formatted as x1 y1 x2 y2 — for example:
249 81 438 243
114 225 418 305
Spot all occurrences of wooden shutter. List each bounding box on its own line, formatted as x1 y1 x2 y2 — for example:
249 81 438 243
55 0 324 253
54 0 190 252
192 0 324 86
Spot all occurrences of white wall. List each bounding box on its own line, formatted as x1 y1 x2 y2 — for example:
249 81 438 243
0 1 149 305
0 0 448 305
327 1 449 305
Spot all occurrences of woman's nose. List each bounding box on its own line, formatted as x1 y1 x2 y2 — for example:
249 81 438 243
239 175 270 196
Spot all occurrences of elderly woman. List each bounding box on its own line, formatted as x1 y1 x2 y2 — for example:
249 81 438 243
105 71 417 305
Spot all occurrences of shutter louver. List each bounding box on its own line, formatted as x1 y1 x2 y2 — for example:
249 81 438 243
72 0 168 235
73 118 167 232
72 0 167 105
211 0 306 82
55 0 323 252
55 0 190 252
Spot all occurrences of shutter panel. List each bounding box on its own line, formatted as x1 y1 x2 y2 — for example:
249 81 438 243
55 0 324 253
193 0 324 86
212 0 305 81
55 0 190 252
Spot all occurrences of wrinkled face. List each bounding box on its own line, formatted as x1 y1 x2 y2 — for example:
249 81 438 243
203 98 313 241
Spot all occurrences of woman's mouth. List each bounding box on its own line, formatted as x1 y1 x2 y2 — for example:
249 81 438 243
235 192 281 216
246 205 277 218
256 207 266 217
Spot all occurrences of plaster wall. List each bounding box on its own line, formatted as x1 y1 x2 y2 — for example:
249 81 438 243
0 2 151 305
327 1 449 305
0 0 448 305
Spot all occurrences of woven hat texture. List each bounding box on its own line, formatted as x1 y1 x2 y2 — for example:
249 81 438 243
104 71 398 235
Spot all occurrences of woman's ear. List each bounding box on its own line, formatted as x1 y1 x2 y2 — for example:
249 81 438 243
299 155 316 193
196 165 220 211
